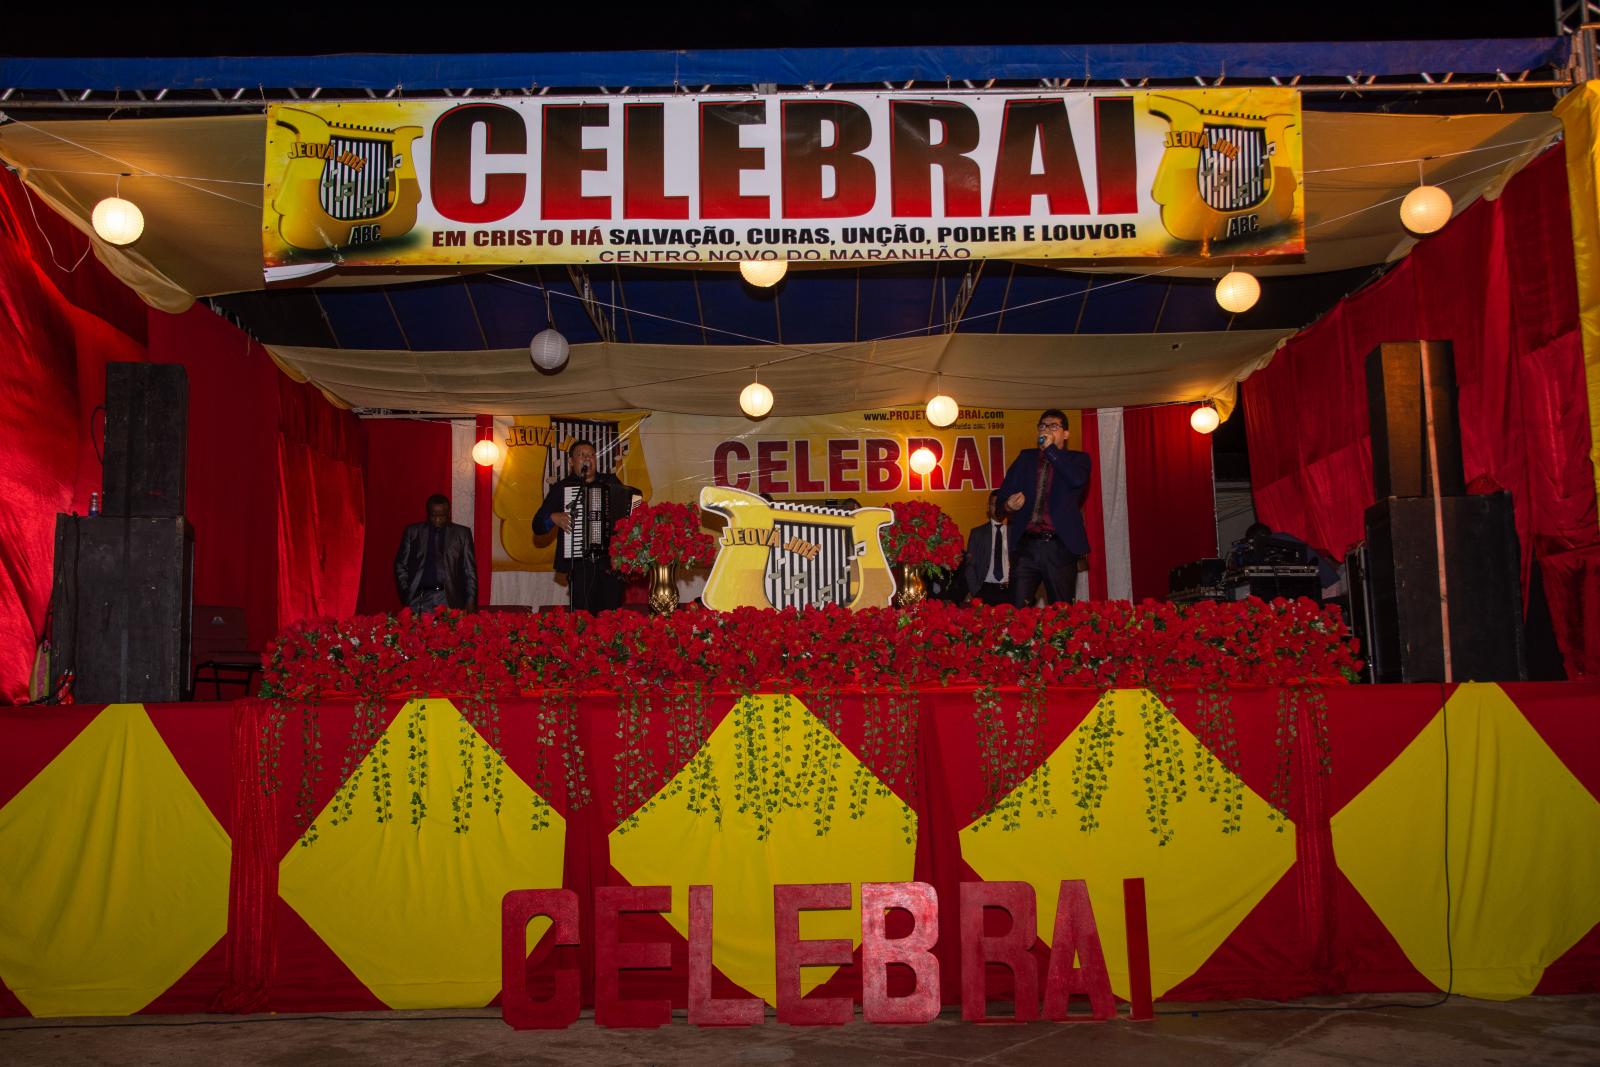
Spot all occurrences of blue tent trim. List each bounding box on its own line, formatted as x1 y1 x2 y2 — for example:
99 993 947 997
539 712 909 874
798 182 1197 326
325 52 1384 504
0 39 1567 92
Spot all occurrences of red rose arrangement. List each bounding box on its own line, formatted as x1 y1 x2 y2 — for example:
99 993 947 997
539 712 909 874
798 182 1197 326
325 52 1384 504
881 500 965 576
607 502 717 575
259 597 1361 701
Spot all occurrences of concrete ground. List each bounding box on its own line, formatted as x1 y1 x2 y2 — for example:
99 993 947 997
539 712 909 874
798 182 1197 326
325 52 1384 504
2 995 1597 1065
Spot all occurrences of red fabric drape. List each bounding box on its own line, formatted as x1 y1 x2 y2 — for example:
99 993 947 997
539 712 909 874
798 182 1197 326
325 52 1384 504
0 171 146 703
357 419 453 615
1244 148 1600 673
1079 409 1110 601
1125 403 1217 601
0 164 368 699
146 307 281 652
276 376 365 631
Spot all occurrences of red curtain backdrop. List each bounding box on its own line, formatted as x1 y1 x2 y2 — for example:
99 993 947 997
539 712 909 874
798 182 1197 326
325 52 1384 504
1243 148 1600 674
357 420 453 615
146 307 281 652
1125 403 1218 601
0 171 146 703
0 166 368 702
276 376 366 630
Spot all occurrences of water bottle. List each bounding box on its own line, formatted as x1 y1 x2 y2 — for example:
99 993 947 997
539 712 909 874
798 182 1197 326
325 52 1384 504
88 491 101 517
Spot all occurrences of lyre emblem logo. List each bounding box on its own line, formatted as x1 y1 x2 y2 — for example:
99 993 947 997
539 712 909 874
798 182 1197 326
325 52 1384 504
699 486 897 612
267 105 424 254
1148 92 1301 249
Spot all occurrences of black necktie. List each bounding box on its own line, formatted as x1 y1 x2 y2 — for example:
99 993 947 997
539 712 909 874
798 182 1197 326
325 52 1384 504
991 523 1004 583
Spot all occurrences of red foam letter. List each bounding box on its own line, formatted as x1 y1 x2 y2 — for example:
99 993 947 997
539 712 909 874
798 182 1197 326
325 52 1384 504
689 885 763 1026
595 885 673 1028
861 882 940 1024
501 889 579 1030
774 883 853 1025
1041 880 1115 1022
959 881 1038 1022
1124 878 1154 1021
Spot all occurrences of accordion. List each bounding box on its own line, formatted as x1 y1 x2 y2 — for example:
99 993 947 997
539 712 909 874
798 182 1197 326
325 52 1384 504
561 481 639 561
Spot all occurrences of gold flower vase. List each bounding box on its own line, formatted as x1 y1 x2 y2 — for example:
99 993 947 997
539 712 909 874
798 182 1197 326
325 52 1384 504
894 564 927 608
648 562 679 615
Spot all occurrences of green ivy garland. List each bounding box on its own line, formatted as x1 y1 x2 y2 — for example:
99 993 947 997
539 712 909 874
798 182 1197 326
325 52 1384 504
1069 698 1120 835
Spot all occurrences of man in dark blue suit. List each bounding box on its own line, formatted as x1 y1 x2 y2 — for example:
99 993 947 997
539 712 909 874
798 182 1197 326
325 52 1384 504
960 490 1013 606
996 408 1092 606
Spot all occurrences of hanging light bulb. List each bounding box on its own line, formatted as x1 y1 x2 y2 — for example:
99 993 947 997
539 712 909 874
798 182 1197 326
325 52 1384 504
909 446 938 476
1189 404 1221 434
530 328 570 370
471 438 502 466
740 379 774 418
926 393 958 428
529 286 570 370
1215 269 1260 314
91 196 144 246
739 259 788 288
1400 184 1452 236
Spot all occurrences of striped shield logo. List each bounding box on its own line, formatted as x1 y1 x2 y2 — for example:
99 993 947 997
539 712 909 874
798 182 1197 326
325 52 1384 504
318 132 397 222
762 519 856 610
542 417 623 498
1197 124 1272 211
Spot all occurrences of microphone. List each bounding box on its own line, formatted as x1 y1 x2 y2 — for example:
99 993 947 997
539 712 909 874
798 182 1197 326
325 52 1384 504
1037 433 1048 448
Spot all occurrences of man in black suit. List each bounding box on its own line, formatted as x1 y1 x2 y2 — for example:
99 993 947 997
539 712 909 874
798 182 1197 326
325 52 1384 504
394 493 477 612
961 490 1013 606
996 408 1092 606
534 440 640 613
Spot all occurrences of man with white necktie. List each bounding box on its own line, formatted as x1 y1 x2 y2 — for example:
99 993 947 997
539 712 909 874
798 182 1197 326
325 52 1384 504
960 490 1012 607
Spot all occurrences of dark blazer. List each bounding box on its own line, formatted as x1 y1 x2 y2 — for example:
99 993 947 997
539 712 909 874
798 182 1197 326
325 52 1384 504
995 446 1093 557
960 520 1009 597
394 522 477 609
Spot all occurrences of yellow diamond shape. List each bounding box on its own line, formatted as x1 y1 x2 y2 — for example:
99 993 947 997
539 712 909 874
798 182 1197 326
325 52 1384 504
279 698 566 1008
961 688 1296 1000
1332 682 1600 999
608 694 917 1005
0 704 231 1016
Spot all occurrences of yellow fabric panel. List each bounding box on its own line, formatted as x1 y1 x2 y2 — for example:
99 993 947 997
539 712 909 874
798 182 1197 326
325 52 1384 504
0 705 230 1017
278 699 565 1009
608 695 916 1005
1331 683 1600 1000
960 689 1296 1000
265 330 1290 419
1557 83 1600 528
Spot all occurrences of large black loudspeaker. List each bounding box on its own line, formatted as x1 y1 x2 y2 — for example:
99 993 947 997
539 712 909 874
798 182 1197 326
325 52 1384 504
1359 339 1524 683
51 515 194 702
1363 496 1525 683
1366 340 1464 498
104 362 187 517
49 362 193 701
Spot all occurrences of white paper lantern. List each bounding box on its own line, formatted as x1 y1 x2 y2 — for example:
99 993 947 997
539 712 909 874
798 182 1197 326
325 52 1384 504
1190 405 1221 434
1400 184 1453 236
739 260 788 288
1215 270 1261 314
739 381 774 418
925 394 959 427
91 196 144 246
529 328 570 370
909 446 938 476
471 438 501 466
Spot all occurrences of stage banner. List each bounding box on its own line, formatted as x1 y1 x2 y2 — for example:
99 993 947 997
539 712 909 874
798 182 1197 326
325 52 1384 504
491 407 1074 573
261 89 1303 282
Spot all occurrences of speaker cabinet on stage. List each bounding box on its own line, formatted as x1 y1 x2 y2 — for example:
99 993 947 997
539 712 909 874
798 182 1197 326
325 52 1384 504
1366 341 1464 499
104 362 187 517
1361 494 1524 684
50 515 194 702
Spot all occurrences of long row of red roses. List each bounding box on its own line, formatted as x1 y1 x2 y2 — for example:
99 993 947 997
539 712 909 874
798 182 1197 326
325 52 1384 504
259 598 1361 701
